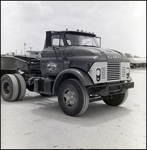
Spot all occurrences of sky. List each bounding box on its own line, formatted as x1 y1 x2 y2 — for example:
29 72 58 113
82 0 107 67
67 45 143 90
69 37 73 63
1 1 146 57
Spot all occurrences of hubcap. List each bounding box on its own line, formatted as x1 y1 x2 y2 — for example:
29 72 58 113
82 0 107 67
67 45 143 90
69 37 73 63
63 89 76 106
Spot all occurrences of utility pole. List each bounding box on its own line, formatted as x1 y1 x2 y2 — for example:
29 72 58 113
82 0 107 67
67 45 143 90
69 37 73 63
24 42 26 55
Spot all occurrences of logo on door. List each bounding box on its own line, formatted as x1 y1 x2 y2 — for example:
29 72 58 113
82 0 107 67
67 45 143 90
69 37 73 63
46 62 58 72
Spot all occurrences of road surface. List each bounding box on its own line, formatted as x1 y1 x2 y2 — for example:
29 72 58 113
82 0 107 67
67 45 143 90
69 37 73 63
1 68 146 149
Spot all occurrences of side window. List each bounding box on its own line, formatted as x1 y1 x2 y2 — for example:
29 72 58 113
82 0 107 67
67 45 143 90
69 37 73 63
67 40 71 45
51 34 64 46
52 38 59 46
60 39 64 46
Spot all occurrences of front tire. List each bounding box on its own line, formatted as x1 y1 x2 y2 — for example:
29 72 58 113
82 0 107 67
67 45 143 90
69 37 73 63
103 90 128 106
1 74 19 101
58 79 89 116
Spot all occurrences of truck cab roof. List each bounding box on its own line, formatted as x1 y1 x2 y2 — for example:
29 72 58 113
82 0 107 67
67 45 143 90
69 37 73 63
47 30 97 37
44 30 100 48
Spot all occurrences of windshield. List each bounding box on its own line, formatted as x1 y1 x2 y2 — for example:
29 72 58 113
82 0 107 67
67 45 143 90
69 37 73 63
65 33 101 47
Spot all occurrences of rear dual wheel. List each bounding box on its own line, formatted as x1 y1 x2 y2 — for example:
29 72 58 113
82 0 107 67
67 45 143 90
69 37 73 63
14 74 26 100
1 74 19 101
1 74 26 102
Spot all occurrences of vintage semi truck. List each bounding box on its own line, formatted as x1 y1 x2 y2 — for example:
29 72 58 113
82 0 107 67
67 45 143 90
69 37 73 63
1 30 134 116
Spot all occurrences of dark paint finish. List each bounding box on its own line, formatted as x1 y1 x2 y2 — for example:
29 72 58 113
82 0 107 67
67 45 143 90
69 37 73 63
1 30 132 97
41 45 130 76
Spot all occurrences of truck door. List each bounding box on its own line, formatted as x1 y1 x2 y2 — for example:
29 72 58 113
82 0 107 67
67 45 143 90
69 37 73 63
40 33 64 76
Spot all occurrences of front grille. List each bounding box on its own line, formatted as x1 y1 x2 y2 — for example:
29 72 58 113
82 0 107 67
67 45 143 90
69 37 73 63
107 62 120 81
101 67 106 80
122 67 126 78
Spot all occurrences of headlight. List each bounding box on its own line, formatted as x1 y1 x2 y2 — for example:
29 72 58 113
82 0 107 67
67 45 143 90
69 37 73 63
120 62 130 81
126 67 130 74
96 68 101 76
126 67 130 78
96 68 101 81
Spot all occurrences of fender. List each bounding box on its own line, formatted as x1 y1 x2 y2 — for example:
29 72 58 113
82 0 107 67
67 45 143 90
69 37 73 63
52 68 94 95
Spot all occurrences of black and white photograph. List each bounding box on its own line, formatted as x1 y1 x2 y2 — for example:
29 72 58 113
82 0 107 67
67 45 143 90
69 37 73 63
1 1 146 149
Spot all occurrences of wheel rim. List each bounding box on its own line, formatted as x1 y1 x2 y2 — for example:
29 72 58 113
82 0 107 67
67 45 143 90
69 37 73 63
3 81 10 95
63 88 77 107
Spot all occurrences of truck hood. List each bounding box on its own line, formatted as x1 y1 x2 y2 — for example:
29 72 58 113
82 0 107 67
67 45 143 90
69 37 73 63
65 46 129 62
64 46 129 72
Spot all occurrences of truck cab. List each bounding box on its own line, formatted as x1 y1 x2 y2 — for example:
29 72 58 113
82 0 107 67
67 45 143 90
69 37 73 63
40 30 102 76
1 30 134 116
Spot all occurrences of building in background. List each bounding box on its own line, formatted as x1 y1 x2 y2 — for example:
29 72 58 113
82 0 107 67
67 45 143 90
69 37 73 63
26 51 41 58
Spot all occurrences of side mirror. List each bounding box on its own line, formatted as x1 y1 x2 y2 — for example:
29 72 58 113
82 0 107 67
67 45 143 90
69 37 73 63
96 36 101 47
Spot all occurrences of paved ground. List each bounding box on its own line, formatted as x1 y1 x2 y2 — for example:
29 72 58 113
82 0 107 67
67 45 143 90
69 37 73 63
1 68 146 149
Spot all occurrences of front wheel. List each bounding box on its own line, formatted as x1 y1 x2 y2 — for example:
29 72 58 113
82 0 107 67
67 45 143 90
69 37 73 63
58 79 89 116
102 90 128 106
